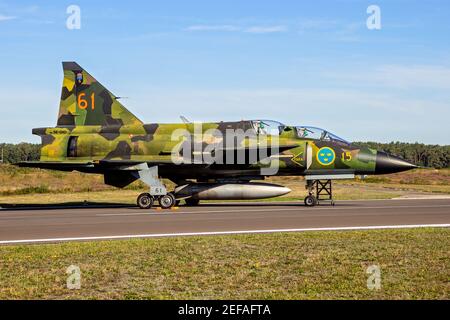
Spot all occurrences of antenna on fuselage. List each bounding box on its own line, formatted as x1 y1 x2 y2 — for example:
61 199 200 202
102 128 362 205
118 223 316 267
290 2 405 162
180 115 191 124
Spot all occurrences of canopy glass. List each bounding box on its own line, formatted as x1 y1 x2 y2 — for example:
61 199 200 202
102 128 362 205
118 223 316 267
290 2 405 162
295 126 350 145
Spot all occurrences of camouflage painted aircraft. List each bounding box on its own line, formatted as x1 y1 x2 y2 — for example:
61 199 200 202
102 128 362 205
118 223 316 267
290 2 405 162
18 62 417 208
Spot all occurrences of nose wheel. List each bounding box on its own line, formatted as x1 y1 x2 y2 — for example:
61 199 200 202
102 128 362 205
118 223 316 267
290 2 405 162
304 195 317 207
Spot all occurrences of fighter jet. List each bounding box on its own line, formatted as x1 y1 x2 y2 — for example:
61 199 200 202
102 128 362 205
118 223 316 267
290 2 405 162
18 62 417 208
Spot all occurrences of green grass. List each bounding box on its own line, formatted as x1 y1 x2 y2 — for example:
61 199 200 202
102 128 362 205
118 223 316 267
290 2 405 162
0 228 448 300
1 185 51 196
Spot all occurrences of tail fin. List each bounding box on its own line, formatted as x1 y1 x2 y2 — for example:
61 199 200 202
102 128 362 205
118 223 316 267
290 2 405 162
57 62 143 127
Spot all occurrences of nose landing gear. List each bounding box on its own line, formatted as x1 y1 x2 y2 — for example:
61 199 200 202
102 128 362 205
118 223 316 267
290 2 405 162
304 179 335 207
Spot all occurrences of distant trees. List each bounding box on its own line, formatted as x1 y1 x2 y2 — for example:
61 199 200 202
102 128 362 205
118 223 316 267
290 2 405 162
354 142 450 169
0 141 449 169
0 143 41 164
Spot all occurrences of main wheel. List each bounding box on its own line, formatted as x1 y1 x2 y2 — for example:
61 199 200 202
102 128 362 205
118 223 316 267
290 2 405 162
304 195 317 207
159 193 176 209
137 193 154 209
185 198 200 206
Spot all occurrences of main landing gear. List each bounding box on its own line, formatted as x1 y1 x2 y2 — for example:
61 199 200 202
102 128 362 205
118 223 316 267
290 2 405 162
304 179 335 207
131 164 178 210
137 192 177 209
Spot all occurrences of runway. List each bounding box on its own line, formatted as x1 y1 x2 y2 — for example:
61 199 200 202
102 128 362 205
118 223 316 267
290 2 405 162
0 199 449 244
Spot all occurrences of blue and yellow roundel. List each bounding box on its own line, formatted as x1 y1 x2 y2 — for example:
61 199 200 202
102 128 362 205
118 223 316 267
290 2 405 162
316 147 336 166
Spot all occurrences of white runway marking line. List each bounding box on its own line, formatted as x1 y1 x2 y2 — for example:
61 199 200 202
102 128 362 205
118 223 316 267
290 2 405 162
211 198 450 205
0 224 449 245
96 204 450 217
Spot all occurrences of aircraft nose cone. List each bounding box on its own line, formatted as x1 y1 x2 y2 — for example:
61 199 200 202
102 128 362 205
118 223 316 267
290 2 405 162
375 151 417 174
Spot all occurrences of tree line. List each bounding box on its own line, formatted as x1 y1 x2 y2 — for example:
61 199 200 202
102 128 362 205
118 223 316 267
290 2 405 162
1 141 449 169
353 141 450 169
0 143 41 163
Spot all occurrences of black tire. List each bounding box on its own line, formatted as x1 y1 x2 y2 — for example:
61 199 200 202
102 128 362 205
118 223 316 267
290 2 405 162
304 195 317 207
185 198 200 206
159 193 176 209
137 193 154 209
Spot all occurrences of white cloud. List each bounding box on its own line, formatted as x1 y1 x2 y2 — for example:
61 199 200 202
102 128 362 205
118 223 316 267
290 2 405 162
323 65 450 90
375 65 450 89
244 26 288 34
185 24 288 34
296 19 364 42
185 25 241 32
332 22 363 42
0 14 16 21
24 5 39 13
298 19 338 31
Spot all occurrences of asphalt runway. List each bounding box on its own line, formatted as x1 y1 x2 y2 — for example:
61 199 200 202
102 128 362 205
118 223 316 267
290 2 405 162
0 199 449 244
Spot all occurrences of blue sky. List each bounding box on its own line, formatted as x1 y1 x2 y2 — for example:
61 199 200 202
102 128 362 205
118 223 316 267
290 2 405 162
0 0 449 144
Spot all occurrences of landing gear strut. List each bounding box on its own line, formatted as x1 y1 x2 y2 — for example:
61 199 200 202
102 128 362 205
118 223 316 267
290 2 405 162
304 179 335 207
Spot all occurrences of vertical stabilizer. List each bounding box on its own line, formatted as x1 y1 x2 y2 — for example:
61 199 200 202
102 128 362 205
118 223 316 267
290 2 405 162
57 62 143 127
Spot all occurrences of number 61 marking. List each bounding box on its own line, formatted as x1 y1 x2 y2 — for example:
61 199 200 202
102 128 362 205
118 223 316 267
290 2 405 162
78 93 95 110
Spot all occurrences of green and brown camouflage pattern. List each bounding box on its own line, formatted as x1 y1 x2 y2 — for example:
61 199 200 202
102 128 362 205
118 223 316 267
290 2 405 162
21 62 392 187
58 62 142 127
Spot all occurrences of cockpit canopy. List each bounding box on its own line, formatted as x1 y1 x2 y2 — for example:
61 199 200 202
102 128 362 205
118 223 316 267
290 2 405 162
294 126 350 146
250 120 286 136
248 120 351 146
